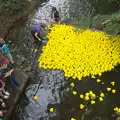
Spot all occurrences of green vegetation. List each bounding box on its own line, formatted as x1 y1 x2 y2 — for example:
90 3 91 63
92 11 120 36
0 0 26 13
64 11 120 36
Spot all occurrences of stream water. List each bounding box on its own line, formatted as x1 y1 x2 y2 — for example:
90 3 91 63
9 0 120 120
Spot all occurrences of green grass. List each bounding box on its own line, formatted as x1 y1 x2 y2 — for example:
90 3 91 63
0 0 26 13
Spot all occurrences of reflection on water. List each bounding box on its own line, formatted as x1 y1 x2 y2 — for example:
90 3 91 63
10 0 120 120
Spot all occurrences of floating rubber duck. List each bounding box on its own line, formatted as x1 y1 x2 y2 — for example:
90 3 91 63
90 94 96 99
70 83 74 87
99 97 103 102
71 118 76 120
80 104 84 109
85 96 90 101
100 93 105 97
111 81 115 86
85 93 89 96
107 87 111 91
97 79 101 83
114 107 118 111
92 75 95 78
89 91 93 95
80 94 84 99
114 107 120 115
91 100 95 105
49 108 54 113
33 95 39 101
112 89 116 94
116 108 120 114
72 91 77 95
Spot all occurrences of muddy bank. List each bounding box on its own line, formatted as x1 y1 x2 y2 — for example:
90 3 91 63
0 0 46 40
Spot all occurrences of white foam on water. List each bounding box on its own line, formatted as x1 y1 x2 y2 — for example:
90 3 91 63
30 0 70 25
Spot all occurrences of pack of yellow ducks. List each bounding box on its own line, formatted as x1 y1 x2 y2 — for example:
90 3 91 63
38 24 120 80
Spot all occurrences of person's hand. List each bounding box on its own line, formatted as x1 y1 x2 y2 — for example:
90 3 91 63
4 69 14 77
0 111 3 116
5 72 11 76
10 69 14 73
38 38 41 41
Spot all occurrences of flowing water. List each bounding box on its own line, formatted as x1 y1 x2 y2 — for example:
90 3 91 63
9 0 120 120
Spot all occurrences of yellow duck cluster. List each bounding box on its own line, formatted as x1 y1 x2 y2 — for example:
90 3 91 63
114 107 120 115
79 90 105 110
38 24 120 80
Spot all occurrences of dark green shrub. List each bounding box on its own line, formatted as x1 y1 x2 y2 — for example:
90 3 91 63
0 0 26 12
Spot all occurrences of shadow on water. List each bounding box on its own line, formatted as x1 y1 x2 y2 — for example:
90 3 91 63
9 0 120 120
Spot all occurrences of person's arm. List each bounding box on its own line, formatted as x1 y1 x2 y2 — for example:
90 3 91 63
34 32 41 41
2 45 9 56
4 69 14 78
0 111 3 116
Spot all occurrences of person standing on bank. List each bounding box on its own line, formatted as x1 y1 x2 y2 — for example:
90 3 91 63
0 38 14 65
51 7 60 24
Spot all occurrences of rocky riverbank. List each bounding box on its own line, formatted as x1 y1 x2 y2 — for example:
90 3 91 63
0 0 43 119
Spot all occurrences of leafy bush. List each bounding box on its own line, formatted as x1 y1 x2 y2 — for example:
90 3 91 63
92 12 120 35
0 0 26 12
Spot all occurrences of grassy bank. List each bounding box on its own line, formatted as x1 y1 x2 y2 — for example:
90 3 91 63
0 0 26 13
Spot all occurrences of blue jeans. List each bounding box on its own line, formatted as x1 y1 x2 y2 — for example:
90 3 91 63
6 75 20 88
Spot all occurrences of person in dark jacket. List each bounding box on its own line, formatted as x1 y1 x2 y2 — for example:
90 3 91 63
51 7 60 23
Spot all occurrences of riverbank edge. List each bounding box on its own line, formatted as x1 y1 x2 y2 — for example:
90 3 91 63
0 0 41 120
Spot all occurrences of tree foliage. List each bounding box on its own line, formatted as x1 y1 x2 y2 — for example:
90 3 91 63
0 0 26 12
92 11 120 35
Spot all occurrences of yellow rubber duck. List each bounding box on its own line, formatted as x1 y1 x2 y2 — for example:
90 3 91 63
91 100 95 105
72 91 77 95
80 94 84 99
111 81 115 86
91 94 96 99
70 82 75 87
100 93 105 97
49 108 54 113
71 118 76 120
112 89 116 94
85 96 90 101
117 108 120 113
114 107 118 111
85 93 89 96
33 95 39 101
99 97 103 102
114 108 120 115
97 79 101 83
107 87 111 91
80 104 84 109
89 91 93 95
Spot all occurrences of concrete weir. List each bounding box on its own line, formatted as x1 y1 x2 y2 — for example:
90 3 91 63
3 69 28 120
